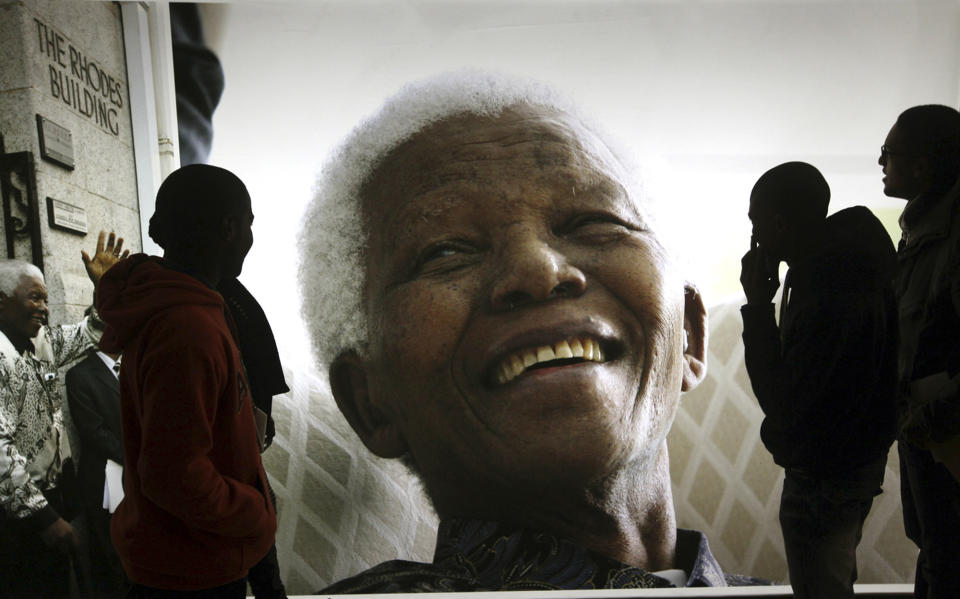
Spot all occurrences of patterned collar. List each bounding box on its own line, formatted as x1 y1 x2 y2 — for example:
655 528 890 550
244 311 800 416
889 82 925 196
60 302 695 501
322 519 763 593
433 519 729 588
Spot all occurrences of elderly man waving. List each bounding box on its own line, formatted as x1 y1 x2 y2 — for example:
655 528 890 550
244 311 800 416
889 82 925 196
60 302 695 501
0 231 127 598
299 71 761 592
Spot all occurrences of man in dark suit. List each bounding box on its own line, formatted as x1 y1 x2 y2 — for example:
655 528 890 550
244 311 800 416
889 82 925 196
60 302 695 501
66 348 126 598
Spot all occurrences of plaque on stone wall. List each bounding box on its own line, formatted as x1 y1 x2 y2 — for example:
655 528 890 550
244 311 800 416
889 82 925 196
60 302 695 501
46 197 87 235
36 115 75 170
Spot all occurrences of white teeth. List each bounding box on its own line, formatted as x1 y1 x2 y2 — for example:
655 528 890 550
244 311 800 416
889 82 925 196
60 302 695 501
522 352 537 368
536 345 555 362
509 355 524 379
494 336 607 385
569 338 584 355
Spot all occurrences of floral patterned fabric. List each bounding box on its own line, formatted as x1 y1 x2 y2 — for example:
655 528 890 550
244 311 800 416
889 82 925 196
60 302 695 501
0 317 99 526
321 519 768 593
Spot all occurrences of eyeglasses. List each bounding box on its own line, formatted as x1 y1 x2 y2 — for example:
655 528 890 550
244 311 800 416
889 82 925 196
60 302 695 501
880 145 912 161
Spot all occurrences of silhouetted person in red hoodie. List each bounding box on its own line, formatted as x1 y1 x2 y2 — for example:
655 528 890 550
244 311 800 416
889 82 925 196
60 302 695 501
96 165 276 599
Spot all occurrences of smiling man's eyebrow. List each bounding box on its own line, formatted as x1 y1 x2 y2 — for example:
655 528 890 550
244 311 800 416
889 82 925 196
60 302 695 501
544 171 646 224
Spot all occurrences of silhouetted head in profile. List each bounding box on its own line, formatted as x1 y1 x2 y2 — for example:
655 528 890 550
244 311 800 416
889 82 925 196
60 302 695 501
880 104 960 201
148 164 255 286
748 161 830 264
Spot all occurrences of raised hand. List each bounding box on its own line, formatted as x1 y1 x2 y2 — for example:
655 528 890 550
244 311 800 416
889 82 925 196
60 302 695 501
81 230 129 285
740 236 780 305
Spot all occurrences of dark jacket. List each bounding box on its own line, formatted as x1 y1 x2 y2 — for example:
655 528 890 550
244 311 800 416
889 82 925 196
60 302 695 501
741 206 899 473
96 254 276 590
65 351 123 509
896 182 960 444
217 278 288 449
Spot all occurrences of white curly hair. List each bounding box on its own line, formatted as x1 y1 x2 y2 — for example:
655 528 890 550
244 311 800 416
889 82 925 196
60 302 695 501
0 260 43 297
297 69 656 370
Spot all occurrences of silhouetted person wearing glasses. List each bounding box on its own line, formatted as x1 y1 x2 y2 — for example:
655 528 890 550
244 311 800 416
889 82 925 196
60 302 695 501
741 162 898 599
880 104 960 599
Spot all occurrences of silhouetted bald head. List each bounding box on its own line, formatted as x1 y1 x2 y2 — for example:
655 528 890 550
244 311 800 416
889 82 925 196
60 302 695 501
895 105 960 153
149 164 251 252
750 161 830 225
894 105 960 189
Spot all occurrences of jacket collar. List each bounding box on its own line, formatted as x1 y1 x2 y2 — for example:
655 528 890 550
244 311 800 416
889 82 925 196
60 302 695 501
900 181 960 249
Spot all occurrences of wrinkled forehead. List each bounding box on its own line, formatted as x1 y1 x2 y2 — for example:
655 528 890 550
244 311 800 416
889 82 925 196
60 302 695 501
13 273 45 296
360 105 640 230
19 273 45 288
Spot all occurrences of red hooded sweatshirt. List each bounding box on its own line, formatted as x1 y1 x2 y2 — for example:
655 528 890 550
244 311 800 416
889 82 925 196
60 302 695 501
97 255 276 590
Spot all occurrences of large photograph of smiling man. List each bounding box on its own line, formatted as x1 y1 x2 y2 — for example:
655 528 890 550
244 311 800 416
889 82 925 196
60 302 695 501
297 70 767 592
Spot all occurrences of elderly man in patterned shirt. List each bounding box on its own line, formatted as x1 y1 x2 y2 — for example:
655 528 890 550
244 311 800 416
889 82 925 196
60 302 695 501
298 71 768 592
0 231 127 599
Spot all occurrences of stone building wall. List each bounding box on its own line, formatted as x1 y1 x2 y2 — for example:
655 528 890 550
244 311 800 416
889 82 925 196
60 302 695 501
0 0 141 324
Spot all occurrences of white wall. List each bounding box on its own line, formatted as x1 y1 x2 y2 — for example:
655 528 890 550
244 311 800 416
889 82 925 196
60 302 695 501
206 0 960 371
200 2 958 589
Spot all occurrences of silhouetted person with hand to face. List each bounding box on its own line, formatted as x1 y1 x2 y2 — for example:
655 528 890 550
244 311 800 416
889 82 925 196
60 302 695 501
741 162 898 599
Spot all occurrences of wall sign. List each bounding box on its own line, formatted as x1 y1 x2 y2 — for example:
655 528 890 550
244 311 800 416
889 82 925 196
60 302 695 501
36 115 75 170
34 17 125 137
46 197 88 235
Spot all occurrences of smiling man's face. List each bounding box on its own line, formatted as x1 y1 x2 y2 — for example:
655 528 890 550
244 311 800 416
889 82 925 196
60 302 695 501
335 105 703 515
0 274 48 340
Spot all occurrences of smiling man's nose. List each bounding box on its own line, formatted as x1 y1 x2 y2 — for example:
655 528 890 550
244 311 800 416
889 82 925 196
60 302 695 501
490 238 587 311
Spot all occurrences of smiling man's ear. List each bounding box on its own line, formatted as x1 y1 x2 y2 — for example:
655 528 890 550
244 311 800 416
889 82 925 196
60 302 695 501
329 350 408 458
680 284 707 392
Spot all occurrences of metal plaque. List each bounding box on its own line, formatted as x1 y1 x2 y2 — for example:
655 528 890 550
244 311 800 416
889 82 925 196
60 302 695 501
36 115 75 170
46 197 87 235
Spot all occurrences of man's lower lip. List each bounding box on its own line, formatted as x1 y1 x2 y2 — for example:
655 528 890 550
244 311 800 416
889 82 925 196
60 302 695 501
492 360 601 387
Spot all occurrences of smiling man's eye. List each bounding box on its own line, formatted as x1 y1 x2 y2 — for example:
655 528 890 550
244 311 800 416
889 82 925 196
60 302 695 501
420 243 462 263
576 215 617 228
409 240 479 278
562 213 633 237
